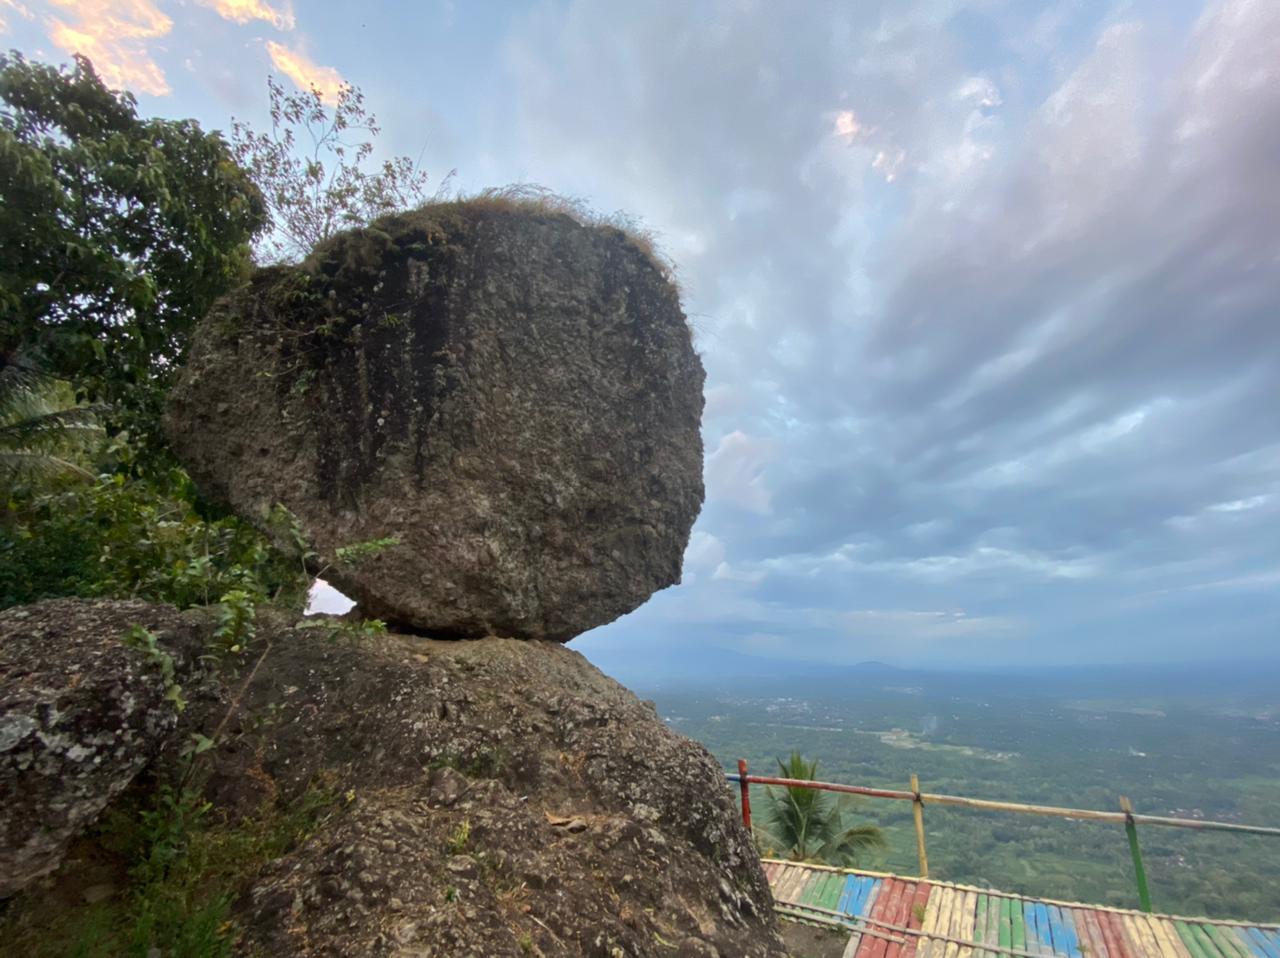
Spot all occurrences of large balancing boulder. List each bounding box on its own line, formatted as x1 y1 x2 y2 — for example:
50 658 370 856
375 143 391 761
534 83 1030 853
168 200 705 640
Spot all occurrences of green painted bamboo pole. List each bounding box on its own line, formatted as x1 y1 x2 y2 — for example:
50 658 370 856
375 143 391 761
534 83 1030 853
911 773 930 878
1120 796 1153 913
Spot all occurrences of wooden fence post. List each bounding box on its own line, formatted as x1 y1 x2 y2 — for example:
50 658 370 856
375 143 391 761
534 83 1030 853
738 759 752 831
1120 796 1153 913
911 773 929 878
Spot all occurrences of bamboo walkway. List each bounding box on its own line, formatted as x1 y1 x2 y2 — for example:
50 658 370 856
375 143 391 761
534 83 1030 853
763 860 1280 958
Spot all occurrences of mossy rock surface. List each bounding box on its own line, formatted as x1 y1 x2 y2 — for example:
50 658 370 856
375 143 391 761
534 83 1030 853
167 202 704 641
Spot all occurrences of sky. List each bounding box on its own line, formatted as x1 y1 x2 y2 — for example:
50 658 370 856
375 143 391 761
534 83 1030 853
5 0 1279 669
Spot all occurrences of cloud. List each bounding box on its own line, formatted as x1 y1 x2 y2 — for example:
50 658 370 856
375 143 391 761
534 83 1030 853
1207 495 1271 514
711 561 765 585
705 430 774 515
47 0 172 95
266 39 344 103
200 0 294 30
955 76 1001 109
842 609 1022 642
887 545 1100 582
504 0 1280 665
1 0 33 33
871 148 905 182
833 109 860 141
6 0 1276 668
683 530 726 581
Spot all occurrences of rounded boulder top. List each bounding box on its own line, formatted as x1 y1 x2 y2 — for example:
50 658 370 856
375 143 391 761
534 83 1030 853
167 198 705 641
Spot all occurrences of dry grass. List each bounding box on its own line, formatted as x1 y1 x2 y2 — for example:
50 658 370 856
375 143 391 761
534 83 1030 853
432 184 679 288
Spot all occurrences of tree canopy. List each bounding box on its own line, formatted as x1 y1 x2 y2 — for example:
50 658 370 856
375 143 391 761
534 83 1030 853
0 51 265 457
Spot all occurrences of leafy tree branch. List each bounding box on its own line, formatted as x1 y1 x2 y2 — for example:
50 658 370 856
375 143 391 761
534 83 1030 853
232 76 448 263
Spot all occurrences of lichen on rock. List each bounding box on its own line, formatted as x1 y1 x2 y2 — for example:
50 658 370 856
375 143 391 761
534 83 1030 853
166 201 706 641
0 599 206 897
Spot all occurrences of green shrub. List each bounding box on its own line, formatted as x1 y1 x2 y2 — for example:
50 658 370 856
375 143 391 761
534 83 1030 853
0 780 342 957
0 460 306 611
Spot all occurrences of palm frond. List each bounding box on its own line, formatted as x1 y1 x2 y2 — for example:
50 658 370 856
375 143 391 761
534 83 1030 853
0 404 105 443
0 353 48 400
0 450 96 481
757 751 886 866
817 820 889 866
0 351 104 484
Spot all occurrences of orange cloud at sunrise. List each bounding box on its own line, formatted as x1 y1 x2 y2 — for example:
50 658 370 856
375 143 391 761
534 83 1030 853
47 0 172 95
266 39 345 103
201 0 293 31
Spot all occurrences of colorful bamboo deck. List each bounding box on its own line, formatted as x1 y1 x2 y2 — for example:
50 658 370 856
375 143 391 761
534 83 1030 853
763 860 1280 958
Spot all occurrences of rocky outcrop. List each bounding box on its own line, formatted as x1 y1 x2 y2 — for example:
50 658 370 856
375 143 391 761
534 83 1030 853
0 599 784 956
224 620 780 956
166 202 706 641
0 600 204 897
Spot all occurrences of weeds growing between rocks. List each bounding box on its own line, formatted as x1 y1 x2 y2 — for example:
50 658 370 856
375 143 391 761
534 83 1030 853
0 777 343 957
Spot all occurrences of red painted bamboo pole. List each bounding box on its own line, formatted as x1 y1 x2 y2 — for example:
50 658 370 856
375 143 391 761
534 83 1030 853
737 759 752 830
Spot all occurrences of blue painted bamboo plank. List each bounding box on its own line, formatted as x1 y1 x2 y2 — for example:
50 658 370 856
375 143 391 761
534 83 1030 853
857 874 875 914
1020 901 1035 956
1048 904 1083 958
1232 928 1271 958
838 874 859 914
1033 902 1055 955
1022 901 1044 956
1245 928 1280 958
845 875 866 915
853 877 880 915
1046 905 1066 956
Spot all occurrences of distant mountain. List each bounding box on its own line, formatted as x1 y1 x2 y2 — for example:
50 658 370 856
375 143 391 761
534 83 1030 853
584 645 1280 700
581 643 901 690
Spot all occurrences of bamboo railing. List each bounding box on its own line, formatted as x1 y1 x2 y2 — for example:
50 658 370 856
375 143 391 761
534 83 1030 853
727 761 1280 913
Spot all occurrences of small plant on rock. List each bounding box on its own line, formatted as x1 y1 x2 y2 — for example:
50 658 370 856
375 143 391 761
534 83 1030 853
122 625 186 713
447 818 471 855
213 588 256 654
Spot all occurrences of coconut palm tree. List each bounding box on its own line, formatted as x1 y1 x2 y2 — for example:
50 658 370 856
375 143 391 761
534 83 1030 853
756 752 887 866
0 351 102 485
